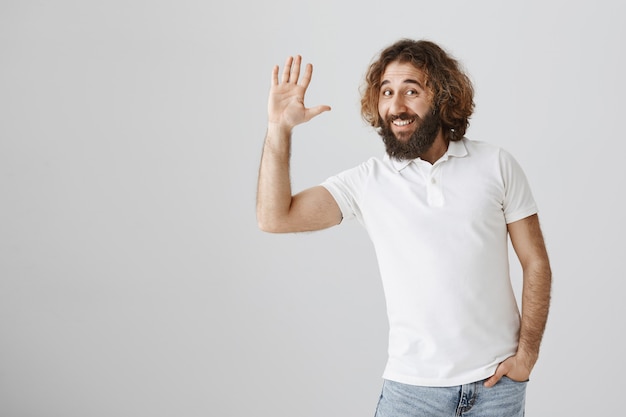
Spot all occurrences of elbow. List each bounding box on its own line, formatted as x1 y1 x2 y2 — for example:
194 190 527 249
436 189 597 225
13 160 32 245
256 215 272 233
258 221 289 234
532 258 552 280
256 213 287 233
256 200 298 233
257 219 278 233
256 204 274 233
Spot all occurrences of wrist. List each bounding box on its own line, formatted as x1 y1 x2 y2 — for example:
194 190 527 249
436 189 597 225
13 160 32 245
264 123 293 156
267 122 294 137
515 348 538 370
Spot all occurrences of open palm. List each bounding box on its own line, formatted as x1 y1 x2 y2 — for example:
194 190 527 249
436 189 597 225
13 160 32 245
268 55 330 129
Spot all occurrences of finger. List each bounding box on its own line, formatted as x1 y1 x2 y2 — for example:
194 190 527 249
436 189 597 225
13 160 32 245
290 55 302 84
281 56 293 84
483 373 501 388
484 362 509 388
271 65 279 86
299 63 313 88
304 105 332 122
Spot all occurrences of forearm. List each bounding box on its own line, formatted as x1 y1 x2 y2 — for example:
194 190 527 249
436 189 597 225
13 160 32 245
517 260 552 368
482 214 554 387
256 123 294 232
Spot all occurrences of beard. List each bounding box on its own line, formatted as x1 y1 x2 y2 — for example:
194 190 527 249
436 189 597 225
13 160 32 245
379 109 442 160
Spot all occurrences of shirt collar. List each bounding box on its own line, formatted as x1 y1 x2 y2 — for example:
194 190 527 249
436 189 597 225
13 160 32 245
385 138 469 172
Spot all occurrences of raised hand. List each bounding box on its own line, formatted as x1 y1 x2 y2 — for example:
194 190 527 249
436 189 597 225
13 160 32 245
268 55 331 130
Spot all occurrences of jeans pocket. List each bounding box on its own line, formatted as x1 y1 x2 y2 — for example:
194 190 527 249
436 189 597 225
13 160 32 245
503 375 530 383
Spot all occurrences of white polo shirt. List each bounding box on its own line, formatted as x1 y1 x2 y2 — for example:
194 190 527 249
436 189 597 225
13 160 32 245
321 138 537 387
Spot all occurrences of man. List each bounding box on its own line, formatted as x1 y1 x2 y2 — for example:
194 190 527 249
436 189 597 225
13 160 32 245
257 39 551 416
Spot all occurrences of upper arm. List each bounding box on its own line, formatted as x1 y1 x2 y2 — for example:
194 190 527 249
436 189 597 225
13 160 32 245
507 214 550 271
270 185 342 233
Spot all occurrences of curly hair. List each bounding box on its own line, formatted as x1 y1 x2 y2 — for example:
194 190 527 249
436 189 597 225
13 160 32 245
361 39 475 141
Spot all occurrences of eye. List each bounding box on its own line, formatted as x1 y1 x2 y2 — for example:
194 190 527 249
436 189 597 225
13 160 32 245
382 89 393 97
406 89 418 96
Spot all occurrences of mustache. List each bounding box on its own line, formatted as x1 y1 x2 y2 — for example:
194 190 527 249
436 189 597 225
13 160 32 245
386 112 420 124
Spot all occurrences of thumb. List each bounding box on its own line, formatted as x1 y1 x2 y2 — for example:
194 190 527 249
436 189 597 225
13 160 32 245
304 105 331 122
484 361 510 388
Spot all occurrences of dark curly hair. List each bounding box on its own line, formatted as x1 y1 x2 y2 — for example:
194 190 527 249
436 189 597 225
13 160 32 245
361 39 475 141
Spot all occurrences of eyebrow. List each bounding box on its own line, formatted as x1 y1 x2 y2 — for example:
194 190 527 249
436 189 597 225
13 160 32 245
381 79 424 89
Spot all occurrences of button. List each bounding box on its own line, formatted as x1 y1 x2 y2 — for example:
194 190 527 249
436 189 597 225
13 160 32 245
431 177 437 184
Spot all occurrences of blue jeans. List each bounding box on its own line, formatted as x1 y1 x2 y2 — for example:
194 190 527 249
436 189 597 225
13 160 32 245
374 377 527 417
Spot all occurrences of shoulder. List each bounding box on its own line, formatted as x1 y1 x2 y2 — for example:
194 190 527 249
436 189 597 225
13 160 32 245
323 155 394 197
462 138 522 167
462 137 502 156
335 155 388 178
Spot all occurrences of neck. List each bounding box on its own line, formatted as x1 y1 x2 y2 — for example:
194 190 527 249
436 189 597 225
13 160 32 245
420 130 449 164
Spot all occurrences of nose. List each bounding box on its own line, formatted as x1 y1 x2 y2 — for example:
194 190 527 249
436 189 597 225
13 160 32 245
389 94 407 115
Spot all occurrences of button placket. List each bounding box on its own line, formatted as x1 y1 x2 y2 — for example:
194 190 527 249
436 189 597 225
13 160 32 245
426 165 444 207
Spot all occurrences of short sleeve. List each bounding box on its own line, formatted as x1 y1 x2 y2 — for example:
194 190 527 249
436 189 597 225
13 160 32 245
320 160 373 223
499 149 538 224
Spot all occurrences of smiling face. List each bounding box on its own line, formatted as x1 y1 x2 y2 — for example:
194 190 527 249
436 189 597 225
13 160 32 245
377 60 443 160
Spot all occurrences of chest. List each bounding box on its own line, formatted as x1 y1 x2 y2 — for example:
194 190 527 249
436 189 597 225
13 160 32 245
359 160 506 236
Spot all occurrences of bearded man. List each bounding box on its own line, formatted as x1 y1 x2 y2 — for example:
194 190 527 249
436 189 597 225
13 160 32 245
256 39 552 417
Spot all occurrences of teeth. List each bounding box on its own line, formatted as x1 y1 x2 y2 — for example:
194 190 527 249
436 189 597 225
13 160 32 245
393 119 414 126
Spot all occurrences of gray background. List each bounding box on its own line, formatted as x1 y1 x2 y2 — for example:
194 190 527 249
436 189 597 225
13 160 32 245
1 0 624 416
